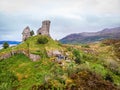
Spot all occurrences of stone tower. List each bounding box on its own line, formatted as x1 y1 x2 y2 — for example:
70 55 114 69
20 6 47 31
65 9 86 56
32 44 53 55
37 20 51 36
22 26 31 41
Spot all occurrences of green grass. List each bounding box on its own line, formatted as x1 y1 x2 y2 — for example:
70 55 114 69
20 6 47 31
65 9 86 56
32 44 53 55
0 54 56 90
0 36 120 89
0 35 64 60
0 52 120 89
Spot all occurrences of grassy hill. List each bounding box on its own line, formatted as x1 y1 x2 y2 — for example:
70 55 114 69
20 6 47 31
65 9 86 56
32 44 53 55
0 35 120 90
0 35 65 60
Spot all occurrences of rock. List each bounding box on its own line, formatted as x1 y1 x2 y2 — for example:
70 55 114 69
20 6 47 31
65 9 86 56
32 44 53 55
52 50 61 57
66 60 71 62
29 53 41 61
46 50 67 61
47 50 62 57
46 50 53 57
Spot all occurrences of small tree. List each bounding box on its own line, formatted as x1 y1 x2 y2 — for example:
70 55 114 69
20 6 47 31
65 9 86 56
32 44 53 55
30 30 35 36
3 42 9 49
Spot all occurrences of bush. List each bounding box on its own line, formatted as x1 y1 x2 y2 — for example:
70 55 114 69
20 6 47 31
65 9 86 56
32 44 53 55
2 42 9 49
113 42 120 59
81 44 90 48
105 74 113 82
72 49 81 64
102 39 120 45
37 37 48 44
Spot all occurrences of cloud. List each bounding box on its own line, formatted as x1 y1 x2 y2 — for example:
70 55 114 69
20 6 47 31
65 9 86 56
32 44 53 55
1 0 119 16
0 0 120 40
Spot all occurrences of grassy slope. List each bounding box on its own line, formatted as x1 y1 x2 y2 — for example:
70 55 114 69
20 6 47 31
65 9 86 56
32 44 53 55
0 54 57 90
1 52 119 90
0 36 120 89
0 35 66 90
0 34 66 62
81 42 120 86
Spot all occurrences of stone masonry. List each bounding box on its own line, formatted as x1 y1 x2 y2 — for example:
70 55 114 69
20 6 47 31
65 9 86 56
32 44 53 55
37 20 51 36
22 26 31 41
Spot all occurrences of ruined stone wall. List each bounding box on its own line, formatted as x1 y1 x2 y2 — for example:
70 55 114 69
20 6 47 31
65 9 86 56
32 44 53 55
0 50 41 62
22 26 31 41
0 50 28 60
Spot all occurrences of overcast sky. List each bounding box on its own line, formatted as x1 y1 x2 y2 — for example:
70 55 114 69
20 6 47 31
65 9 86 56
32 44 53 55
0 0 120 41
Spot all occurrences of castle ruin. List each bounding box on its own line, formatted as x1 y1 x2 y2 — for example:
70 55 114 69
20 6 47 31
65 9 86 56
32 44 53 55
22 20 51 41
22 26 31 41
37 20 51 36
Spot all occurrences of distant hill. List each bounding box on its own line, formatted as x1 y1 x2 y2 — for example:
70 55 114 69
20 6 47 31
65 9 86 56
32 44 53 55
60 27 120 44
0 41 21 44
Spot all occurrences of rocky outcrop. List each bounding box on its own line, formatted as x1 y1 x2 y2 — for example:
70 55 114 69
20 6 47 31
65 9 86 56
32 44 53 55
22 26 31 41
37 20 51 37
46 50 66 61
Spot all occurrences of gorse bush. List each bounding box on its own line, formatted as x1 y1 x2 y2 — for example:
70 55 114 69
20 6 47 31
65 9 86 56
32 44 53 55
37 36 48 44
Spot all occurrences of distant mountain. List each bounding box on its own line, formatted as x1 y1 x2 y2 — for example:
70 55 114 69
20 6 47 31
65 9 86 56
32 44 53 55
0 41 21 44
60 27 120 44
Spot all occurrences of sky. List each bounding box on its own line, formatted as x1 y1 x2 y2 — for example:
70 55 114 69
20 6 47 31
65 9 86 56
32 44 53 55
0 0 120 41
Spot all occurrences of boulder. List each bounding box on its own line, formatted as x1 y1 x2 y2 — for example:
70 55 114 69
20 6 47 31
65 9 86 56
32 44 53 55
29 53 41 61
47 50 62 57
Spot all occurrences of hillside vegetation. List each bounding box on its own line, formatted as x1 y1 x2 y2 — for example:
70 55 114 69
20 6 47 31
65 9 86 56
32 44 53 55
0 35 64 59
0 36 120 90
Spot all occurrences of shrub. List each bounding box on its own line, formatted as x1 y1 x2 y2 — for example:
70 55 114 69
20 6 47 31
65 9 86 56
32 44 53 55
81 44 90 48
2 42 9 49
102 39 120 45
113 42 120 59
67 47 73 51
105 74 113 82
72 49 81 64
37 37 48 44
